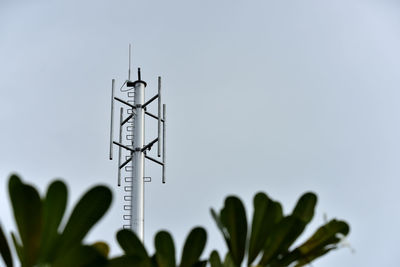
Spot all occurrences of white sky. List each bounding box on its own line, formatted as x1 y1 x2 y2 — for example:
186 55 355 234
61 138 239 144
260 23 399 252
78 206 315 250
1 0 400 266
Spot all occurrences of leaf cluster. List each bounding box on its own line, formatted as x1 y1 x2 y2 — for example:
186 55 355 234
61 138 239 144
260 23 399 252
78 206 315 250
210 192 350 267
0 175 207 267
0 175 350 267
1 174 112 266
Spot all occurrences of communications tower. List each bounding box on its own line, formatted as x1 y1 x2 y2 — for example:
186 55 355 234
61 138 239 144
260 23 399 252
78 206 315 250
108 46 166 240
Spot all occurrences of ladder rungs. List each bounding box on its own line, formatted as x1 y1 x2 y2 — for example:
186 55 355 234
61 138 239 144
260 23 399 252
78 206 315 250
124 186 132 192
123 224 130 229
125 177 132 182
125 166 133 171
123 215 131 220
124 205 132 210
124 195 132 201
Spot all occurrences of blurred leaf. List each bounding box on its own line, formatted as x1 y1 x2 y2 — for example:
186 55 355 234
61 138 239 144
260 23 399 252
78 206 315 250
259 193 318 265
8 175 42 266
259 216 299 265
52 245 107 267
180 227 207 267
278 246 333 267
57 185 112 253
272 192 317 255
247 193 282 265
223 253 235 267
209 250 222 267
150 254 158 267
11 232 22 263
297 219 349 254
192 260 207 267
210 209 229 245
116 229 149 261
38 180 67 262
292 192 317 224
154 231 176 267
289 219 350 266
220 196 247 266
108 255 151 267
0 224 13 267
293 248 332 267
92 241 110 258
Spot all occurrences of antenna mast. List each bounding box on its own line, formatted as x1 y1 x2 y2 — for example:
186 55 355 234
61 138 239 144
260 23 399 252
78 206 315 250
109 47 166 240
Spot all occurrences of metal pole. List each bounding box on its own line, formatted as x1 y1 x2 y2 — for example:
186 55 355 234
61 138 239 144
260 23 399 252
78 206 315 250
131 78 145 240
162 104 166 183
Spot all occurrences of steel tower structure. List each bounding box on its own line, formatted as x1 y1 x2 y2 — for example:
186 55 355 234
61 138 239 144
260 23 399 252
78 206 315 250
108 47 166 240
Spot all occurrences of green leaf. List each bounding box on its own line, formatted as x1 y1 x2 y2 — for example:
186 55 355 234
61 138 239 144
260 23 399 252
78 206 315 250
259 192 318 265
259 216 301 265
209 251 222 267
220 196 247 266
268 192 317 258
297 219 349 254
210 208 229 245
116 229 149 260
180 227 207 267
292 192 317 224
108 255 151 267
150 254 159 267
192 260 207 267
91 241 110 258
8 175 43 266
279 246 333 267
154 231 176 267
223 253 235 267
38 180 67 263
247 193 282 265
0 224 13 267
52 245 107 267
57 185 112 253
11 232 22 263
289 219 350 266
293 248 332 267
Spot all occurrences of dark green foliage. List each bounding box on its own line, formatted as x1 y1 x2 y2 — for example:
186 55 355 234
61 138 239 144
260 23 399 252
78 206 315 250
155 231 176 267
56 185 112 254
281 219 350 267
0 224 13 267
211 191 350 267
220 197 247 266
247 193 282 265
117 229 149 260
180 227 207 267
11 232 22 262
52 245 107 267
209 251 223 267
5 174 112 266
113 227 208 267
1 174 349 267
8 175 42 266
38 180 67 263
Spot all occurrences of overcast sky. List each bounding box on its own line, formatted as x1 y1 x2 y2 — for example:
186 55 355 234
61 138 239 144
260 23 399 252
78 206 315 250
1 0 400 266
